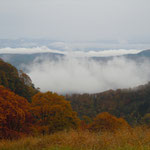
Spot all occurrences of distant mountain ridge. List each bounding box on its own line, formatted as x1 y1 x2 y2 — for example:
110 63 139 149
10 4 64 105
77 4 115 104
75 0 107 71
124 49 150 59
0 49 150 70
0 52 64 70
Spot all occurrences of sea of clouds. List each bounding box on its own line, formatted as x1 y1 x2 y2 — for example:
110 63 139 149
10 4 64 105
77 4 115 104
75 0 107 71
0 47 149 94
28 56 150 94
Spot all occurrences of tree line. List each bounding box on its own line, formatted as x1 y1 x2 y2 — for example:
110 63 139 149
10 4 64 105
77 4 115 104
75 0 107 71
67 83 150 125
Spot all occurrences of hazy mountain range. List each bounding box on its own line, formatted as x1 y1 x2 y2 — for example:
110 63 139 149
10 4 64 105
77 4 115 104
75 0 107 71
0 49 150 70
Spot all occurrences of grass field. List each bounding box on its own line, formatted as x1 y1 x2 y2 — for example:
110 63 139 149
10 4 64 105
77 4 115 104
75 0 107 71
0 126 150 150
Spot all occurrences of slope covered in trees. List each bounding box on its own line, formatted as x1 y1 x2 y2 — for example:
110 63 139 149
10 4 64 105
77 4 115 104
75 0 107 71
66 82 150 124
0 85 33 139
0 86 80 139
0 58 38 101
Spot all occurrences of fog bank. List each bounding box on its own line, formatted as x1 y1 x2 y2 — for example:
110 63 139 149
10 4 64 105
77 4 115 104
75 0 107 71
27 56 150 94
0 47 143 57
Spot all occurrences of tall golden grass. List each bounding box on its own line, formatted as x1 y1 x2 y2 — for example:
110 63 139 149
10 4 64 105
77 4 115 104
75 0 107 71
0 126 150 150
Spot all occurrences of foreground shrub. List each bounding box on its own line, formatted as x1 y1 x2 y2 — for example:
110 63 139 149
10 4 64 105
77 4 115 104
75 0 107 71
89 112 129 132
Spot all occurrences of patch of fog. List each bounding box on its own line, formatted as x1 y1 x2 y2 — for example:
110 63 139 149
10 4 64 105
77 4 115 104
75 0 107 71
27 56 150 94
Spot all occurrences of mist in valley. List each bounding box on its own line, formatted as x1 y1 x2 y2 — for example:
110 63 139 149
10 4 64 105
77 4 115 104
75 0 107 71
24 49 150 94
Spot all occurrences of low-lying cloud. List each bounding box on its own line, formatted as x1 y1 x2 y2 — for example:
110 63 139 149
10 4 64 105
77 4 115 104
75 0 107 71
27 55 150 94
1 47 149 94
0 47 64 55
0 47 143 57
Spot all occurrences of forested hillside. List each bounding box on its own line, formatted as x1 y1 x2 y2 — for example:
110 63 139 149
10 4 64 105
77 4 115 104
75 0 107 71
0 58 38 101
67 83 150 124
0 85 79 139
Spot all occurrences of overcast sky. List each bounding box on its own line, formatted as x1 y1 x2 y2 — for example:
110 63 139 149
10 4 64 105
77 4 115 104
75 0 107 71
0 0 150 43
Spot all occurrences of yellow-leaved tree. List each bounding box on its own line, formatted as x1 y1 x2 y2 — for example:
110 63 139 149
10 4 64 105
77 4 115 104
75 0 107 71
31 91 80 134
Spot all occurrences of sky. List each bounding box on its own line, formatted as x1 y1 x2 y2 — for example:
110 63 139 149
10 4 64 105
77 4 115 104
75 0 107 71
0 0 150 45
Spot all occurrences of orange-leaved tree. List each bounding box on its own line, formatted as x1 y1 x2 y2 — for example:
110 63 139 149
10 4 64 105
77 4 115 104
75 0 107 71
31 91 80 134
0 85 33 139
89 112 129 132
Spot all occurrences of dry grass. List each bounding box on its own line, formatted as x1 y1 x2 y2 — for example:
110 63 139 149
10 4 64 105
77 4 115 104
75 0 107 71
0 126 150 150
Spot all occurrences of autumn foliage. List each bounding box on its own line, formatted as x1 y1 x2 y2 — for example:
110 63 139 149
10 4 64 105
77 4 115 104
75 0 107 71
0 59 38 101
0 84 131 140
31 92 80 134
67 83 150 125
0 86 80 139
0 86 33 139
89 112 129 132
